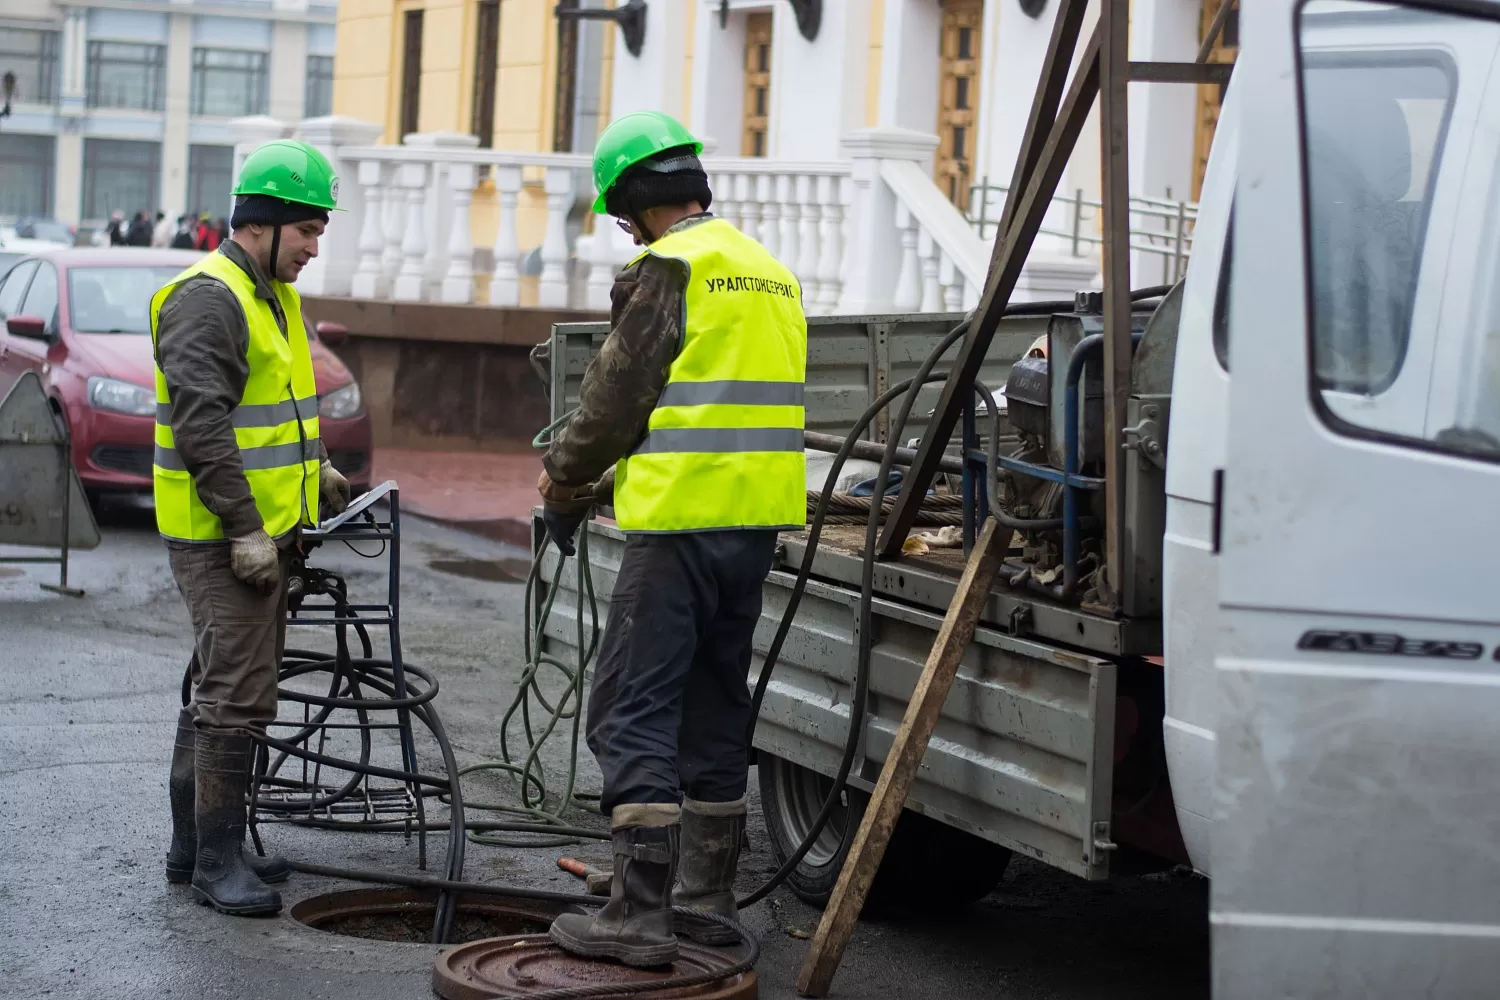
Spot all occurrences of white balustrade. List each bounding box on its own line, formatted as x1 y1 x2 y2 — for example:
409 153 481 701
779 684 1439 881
893 201 922 312
735 174 762 247
349 158 389 300
392 162 430 302
442 162 477 304
488 165 524 307
917 228 942 313
794 174 819 305
815 174 843 314
539 166 575 309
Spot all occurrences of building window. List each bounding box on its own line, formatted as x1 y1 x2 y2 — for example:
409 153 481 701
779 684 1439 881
188 145 234 220
0 134 55 217
400 9 423 139
305 54 334 119
86 41 166 111
0 28 60 105
741 12 772 157
936 0 982 208
471 0 500 148
83 138 160 220
191 49 268 117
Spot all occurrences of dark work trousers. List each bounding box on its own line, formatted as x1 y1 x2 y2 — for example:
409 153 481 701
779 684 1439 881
167 541 294 736
587 529 779 810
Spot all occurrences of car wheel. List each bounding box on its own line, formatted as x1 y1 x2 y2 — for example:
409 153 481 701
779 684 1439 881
757 753 1013 910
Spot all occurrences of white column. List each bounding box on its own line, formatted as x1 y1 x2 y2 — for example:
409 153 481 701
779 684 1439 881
54 8 87 223
713 171 741 231
794 173 820 303
380 177 404 288
160 13 193 218
608 0 691 122
295 115 383 296
584 223 626 312
350 159 390 300
690 3 745 146
755 173 779 257
775 173 798 269
917 227 942 313
391 162 429 302
488 165 524 306
837 127 938 314
268 21 307 122
441 162 477 304
814 173 844 314
939 252 964 313
767 0 873 162
538 166 577 309
403 130 481 299
735 173 762 243
877 0 942 142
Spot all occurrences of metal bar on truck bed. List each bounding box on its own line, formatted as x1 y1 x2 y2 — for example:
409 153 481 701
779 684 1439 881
803 430 965 476
1100 0 1133 610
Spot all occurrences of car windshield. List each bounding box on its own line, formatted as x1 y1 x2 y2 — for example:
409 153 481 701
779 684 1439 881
16 220 71 244
68 267 186 334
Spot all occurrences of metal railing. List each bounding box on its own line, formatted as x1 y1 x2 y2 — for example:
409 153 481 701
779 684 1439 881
966 178 1198 284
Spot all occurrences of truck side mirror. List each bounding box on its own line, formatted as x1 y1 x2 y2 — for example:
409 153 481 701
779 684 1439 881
315 321 348 346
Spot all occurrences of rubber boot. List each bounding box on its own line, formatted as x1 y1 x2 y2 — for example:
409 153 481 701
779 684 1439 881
672 797 746 946
550 805 680 967
165 711 289 885
191 730 282 916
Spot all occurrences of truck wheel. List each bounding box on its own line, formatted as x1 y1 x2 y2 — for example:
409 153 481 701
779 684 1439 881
757 754 1012 909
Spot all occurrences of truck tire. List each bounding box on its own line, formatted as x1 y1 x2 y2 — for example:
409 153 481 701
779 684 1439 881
757 754 1013 910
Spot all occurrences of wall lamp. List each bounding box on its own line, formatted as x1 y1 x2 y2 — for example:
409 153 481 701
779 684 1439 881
554 0 647 58
717 0 821 42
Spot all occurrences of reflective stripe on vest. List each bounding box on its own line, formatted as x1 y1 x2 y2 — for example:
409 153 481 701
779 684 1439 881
149 250 322 542
612 218 808 533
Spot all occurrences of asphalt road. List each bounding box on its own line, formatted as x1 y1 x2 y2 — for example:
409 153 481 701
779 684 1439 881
0 503 1209 1000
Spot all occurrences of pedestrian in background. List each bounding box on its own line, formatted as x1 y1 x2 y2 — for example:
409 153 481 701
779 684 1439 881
152 210 174 248
195 213 221 252
171 215 197 250
107 210 127 246
150 139 348 917
127 211 152 247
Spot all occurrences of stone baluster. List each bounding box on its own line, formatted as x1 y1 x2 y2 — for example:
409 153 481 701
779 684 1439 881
350 159 389 300
794 174 820 306
775 173 798 272
392 162 429 302
380 168 404 288
939 250 964 313
538 165 576 309
441 162 477 304
585 223 619 312
488 165 524 306
736 173 761 241
814 173 844 315
892 201 922 312
714 172 739 231
918 228 942 312
756 174 779 257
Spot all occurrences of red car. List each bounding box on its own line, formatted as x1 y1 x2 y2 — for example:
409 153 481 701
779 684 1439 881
0 248 373 501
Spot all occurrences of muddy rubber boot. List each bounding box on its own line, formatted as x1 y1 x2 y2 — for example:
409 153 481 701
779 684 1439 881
672 797 746 946
550 808 680 967
165 712 289 885
191 730 282 916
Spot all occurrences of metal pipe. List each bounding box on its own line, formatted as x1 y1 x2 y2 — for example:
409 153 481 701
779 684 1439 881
1062 335 1103 596
803 430 964 476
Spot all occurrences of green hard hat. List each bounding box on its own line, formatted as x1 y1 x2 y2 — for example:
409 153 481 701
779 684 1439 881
233 139 340 211
591 111 703 214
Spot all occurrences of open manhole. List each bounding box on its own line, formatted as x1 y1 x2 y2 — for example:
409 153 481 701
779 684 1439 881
290 888 579 944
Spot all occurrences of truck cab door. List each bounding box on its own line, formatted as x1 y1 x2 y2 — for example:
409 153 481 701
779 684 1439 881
1217 2 1500 996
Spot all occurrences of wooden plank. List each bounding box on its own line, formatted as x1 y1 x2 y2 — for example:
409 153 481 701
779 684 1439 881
1098 0 1132 611
794 518 1007 998
876 28 1101 559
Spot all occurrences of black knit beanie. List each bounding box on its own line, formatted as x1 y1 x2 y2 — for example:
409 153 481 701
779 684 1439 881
230 194 330 230
604 146 713 218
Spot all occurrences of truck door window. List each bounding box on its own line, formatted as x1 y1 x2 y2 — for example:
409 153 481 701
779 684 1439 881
1294 1 1500 458
1213 209 1233 370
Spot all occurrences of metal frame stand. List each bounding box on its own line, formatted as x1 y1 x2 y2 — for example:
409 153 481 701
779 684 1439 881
875 0 1235 613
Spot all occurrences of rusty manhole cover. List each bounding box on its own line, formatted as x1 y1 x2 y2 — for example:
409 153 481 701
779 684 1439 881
433 934 758 1000
290 888 579 944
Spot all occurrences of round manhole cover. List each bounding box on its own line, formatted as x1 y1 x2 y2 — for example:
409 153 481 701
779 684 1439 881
290 888 579 945
433 934 757 1000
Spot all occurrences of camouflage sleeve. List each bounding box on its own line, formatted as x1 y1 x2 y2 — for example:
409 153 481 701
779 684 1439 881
542 255 685 487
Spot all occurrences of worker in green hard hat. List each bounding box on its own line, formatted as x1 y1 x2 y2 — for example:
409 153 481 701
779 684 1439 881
150 138 350 917
541 110 808 966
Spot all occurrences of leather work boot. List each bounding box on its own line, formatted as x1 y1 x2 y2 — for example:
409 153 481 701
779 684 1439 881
191 730 282 916
165 711 289 885
672 797 746 946
550 807 681 967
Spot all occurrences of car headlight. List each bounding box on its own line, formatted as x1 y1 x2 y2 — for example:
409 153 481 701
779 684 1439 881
87 375 156 416
319 382 363 420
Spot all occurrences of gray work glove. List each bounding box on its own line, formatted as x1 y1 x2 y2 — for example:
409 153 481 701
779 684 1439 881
320 459 351 516
229 529 280 595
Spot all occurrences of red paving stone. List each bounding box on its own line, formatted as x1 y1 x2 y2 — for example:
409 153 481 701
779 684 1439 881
373 447 542 547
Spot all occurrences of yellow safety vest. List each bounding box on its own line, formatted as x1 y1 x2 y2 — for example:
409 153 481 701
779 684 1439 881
149 250 321 542
613 218 807 533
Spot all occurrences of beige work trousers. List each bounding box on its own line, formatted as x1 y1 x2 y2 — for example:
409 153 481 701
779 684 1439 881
167 542 293 736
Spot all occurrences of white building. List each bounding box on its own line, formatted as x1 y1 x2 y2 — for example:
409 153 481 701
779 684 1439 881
0 0 337 228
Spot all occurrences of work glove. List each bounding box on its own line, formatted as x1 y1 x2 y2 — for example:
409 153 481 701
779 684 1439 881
229 529 281 596
320 460 351 516
538 469 612 557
